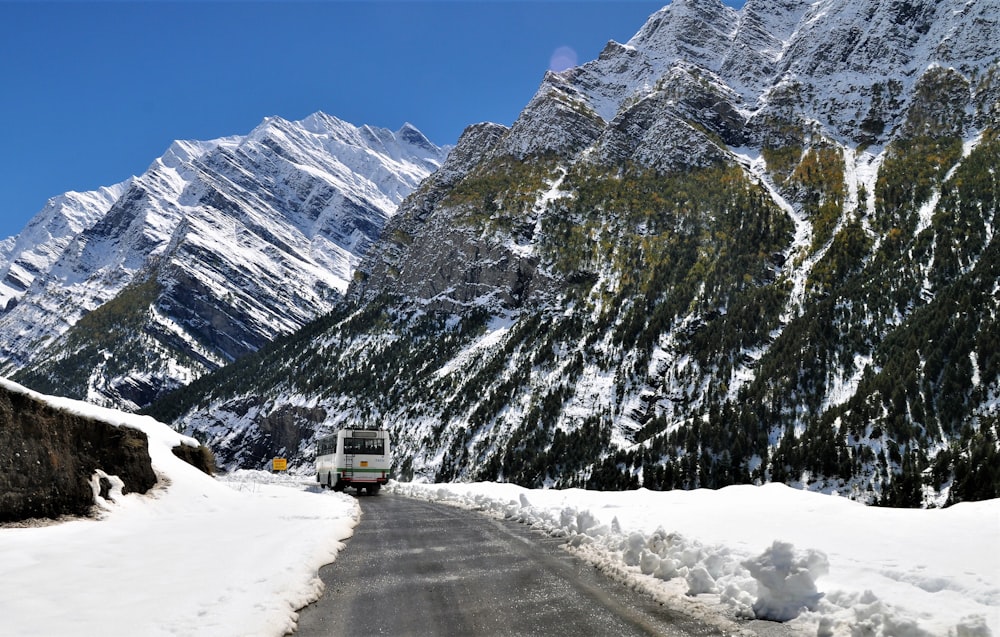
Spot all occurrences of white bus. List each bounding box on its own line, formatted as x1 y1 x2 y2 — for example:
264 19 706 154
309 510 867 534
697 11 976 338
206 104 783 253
316 428 391 495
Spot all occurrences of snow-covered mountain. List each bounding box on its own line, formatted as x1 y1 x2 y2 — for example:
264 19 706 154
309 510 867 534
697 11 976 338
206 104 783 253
156 0 998 506
1 113 447 409
0 182 129 310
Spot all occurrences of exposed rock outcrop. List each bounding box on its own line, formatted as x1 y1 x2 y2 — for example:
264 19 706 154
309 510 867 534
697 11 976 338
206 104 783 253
0 383 157 521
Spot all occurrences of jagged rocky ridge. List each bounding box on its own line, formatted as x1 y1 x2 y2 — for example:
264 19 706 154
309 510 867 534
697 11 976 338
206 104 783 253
152 0 999 506
0 113 446 410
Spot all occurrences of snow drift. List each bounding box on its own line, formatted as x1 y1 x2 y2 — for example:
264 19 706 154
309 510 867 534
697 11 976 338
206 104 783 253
389 481 1000 637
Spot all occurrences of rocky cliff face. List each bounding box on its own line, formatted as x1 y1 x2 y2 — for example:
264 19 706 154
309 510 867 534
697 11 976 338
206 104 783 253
0 379 214 522
155 0 997 505
353 122 547 313
0 382 157 521
1 114 446 410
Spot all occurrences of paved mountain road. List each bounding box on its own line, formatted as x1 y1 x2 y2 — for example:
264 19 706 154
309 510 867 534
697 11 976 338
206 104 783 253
293 494 792 637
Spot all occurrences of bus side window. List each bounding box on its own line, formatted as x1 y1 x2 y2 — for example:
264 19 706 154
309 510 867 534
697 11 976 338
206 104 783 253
342 438 384 455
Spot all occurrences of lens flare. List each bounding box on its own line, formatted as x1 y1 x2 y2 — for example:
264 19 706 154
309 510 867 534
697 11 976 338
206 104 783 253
548 46 578 72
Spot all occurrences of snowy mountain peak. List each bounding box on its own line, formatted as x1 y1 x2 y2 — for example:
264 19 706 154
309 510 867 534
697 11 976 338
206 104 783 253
157 138 236 170
1 113 447 409
529 0 997 149
397 121 440 154
627 0 738 70
298 110 348 134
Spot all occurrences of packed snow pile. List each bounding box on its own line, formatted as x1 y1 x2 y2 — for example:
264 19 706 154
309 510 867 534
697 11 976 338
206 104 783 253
388 481 1000 637
0 380 359 637
742 541 828 622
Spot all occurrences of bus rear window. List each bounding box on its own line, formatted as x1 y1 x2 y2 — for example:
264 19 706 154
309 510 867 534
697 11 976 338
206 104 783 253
344 437 385 455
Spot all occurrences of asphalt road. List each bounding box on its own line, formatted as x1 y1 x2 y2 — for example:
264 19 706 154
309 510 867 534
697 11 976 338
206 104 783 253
293 494 790 637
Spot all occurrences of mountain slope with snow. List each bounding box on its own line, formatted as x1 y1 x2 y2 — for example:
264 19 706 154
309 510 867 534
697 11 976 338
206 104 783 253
1 113 446 409
0 182 129 310
156 0 997 508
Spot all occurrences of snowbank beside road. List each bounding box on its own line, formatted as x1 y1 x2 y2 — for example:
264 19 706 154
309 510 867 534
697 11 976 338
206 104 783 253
389 481 1000 637
0 380 359 637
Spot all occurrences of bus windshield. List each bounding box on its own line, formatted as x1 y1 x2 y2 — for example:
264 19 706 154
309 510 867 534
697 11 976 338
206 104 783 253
344 437 385 456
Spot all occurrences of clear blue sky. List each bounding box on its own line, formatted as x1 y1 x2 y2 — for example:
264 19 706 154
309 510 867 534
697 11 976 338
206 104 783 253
0 1 744 240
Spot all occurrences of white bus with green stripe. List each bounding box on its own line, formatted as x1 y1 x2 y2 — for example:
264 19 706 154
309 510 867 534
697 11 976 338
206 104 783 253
316 429 390 495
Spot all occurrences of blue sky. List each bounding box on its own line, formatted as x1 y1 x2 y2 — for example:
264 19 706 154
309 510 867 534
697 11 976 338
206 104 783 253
0 1 743 240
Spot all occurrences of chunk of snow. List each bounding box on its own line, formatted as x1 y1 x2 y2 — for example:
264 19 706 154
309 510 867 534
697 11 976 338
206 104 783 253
741 540 828 621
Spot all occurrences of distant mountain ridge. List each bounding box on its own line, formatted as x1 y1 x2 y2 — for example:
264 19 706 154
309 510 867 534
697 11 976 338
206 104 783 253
1 113 447 409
